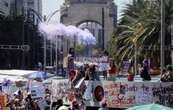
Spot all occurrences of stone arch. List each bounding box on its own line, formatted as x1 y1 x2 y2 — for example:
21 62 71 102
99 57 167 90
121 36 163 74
76 20 102 27
60 0 117 53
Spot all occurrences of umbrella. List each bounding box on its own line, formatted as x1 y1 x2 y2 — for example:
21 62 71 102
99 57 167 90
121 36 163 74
126 104 173 110
15 77 28 87
28 71 48 81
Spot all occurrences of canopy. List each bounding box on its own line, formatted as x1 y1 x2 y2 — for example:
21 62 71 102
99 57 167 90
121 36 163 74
0 70 37 76
126 104 173 110
0 70 54 82
28 71 49 80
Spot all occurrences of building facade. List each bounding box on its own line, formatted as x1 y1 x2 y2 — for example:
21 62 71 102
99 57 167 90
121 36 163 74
9 0 42 24
23 0 42 24
0 0 11 16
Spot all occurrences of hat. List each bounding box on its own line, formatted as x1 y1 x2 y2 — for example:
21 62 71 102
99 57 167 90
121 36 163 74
14 98 19 102
27 92 31 95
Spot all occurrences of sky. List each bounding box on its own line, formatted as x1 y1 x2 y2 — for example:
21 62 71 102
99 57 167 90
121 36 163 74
42 0 131 22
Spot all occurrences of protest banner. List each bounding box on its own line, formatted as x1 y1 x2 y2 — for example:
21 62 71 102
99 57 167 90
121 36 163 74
30 84 45 100
52 80 173 108
51 79 72 104
94 82 173 108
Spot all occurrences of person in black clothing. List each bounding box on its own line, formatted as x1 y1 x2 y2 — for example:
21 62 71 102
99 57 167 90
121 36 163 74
44 94 51 110
140 59 151 81
56 99 63 110
71 101 79 110
25 94 41 110
90 65 99 81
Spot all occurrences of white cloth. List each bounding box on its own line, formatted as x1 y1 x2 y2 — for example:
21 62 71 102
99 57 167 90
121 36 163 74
82 81 93 100
58 106 69 110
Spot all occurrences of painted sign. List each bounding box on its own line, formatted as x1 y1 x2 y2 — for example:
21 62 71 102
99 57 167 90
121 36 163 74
30 85 45 99
101 82 173 108
52 80 173 108
0 95 7 107
52 79 75 104
122 61 131 73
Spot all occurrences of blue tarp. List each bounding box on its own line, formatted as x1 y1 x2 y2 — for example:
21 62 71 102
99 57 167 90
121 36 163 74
28 71 47 80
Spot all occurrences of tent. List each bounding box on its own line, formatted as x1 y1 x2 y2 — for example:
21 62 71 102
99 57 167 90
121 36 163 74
126 104 173 110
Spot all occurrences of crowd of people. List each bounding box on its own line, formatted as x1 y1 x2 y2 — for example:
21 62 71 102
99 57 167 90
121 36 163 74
66 52 173 83
161 65 173 82
6 90 41 110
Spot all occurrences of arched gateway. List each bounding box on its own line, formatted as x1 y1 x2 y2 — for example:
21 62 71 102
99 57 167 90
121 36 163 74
60 0 117 54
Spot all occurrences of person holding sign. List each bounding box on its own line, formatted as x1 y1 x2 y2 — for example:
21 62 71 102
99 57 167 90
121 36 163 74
108 60 116 81
140 58 151 81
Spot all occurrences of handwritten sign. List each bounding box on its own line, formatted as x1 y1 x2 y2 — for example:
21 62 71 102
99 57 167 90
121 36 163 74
103 82 135 108
52 79 74 104
100 82 173 108
0 95 7 107
52 80 173 108
122 61 131 73
30 85 45 99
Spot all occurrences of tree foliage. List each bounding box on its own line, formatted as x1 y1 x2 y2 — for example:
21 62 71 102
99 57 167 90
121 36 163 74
111 0 173 65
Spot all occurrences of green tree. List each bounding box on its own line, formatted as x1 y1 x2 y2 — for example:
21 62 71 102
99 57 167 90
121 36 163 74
111 0 173 66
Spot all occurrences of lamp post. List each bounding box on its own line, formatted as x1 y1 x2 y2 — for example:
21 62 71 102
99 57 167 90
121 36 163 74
46 6 69 74
102 7 105 50
134 43 137 75
161 0 165 75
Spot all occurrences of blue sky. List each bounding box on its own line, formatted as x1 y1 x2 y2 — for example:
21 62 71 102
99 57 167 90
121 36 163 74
42 0 131 22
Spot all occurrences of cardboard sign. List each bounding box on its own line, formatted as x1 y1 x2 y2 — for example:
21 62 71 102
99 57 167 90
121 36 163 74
0 95 7 107
52 80 173 108
30 85 45 99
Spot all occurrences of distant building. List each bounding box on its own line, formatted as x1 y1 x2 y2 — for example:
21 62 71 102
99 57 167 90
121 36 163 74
10 0 42 24
24 0 42 24
0 0 10 16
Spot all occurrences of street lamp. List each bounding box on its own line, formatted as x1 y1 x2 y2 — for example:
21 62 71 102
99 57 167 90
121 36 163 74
28 8 63 73
45 5 69 74
132 38 137 75
161 0 165 75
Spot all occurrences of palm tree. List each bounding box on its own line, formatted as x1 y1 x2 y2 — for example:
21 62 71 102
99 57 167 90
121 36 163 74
111 0 173 66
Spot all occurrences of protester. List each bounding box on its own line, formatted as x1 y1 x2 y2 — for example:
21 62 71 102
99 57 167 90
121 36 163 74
25 93 41 110
98 101 109 110
12 98 25 110
51 102 58 110
6 99 15 110
161 65 173 82
69 70 76 81
89 65 99 81
80 66 85 77
79 100 86 110
108 60 116 80
161 69 169 82
84 66 91 80
44 94 51 110
137 64 143 75
72 69 83 86
140 59 151 81
56 99 63 110
70 100 79 110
